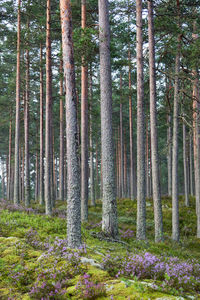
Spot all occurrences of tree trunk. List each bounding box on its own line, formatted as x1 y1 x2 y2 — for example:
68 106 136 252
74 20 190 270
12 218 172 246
167 113 172 196
24 23 30 207
39 44 44 205
128 48 136 200
124 141 127 198
146 118 150 199
21 146 24 203
172 34 181 242
45 0 52 215
183 120 189 206
14 0 21 205
81 0 89 222
189 133 194 196
59 57 64 201
120 73 124 198
7 117 12 200
95 140 99 199
148 0 163 242
89 72 95 206
99 0 118 238
60 0 81 248
136 0 146 240
35 151 39 201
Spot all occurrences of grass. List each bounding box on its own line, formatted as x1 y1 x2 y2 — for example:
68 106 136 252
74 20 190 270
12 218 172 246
0 195 199 299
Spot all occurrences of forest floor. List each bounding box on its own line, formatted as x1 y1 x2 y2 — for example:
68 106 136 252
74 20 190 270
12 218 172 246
0 196 199 299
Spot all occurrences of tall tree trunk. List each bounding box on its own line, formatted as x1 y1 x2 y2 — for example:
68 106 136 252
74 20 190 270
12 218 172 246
14 0 21 205
136 0 146 240
148 0 163 242
99 0 118 238
146 118 150 199
35 151 39 201
189 132 194 196
7 117 12 200
120 73 124 198
172 33 181 242
183 120 189 206
124 141 127 197
21 146 24 203
81 0 89 221
89 72 95 206
39 44 44 205
60 0 81 248
96 140 99 199
45 0 52 215
167 113 172 196
59 57 64 201
128 48 136 200
24 22 30 207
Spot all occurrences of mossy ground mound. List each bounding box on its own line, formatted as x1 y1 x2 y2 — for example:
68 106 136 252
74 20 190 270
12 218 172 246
0 196 199 299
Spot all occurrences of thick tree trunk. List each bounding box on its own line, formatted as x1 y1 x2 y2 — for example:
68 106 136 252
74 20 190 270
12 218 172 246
45 0 52 215
148 0 163 242
14 0 21 205
99 0 118 238
60 0 81 248
35 151 39 201
124 141 127 198
95 140 99 199
39 44 44 205
172 35 181 242
183 121 189 206
136 0 146 240
81 0 89 222
59 58 64 201
21 146 24 203
24 29 30 207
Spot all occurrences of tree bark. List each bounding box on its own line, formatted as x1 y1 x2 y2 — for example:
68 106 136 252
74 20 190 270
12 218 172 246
7 117 12 200
89 72 95 206
24 21 30 207
183 120 189 206
59 57 64 201
120 73 124 198
81 0 89 221
136 0 146 240
189 133 194 196
172 34 181 242
39 44 44 205
60 0 81 248
148 0 163 242
99 0 118 238
128 48 136 200
45 0 52 215
167 113 172 196
14 0 21 205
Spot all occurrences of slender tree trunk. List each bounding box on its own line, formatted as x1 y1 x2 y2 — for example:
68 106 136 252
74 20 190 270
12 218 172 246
35 151 39 201
146 118 150 199
172 33 181 242
136 0 146 240
24 23 30 207
81 0 89 221
148 0 163 242
39 44 44 205
167 113 172 196
124 141 127 197
21 146 24 203
45 0 52 215
189 133 194 196
60 0 81 248
99 0 118 238
128 48 136 200
59 58 64 201
8 118 12 200
120 73 124 198
14 0 21 205
183 120 189 206
96 140 99 199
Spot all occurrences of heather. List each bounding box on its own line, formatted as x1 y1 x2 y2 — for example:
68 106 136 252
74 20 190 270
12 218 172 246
0 196 199 299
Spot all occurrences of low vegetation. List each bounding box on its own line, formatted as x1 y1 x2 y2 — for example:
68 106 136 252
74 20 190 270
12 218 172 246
0 196 199 299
